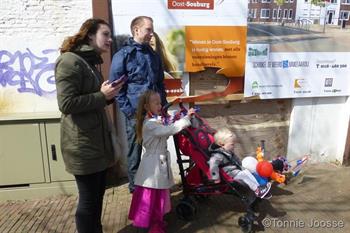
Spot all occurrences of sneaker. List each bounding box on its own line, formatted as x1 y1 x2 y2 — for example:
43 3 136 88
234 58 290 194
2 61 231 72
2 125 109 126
255 183 271 199
263 191 272 200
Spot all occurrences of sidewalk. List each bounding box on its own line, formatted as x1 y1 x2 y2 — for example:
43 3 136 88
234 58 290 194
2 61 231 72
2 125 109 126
1 162 350 232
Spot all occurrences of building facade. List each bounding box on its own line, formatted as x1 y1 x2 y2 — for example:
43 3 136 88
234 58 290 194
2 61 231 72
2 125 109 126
339 0 350 26
248 0 350 26
248 0 297 23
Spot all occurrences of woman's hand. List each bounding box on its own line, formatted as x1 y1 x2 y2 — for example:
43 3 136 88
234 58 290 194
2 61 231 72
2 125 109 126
100 80 123 100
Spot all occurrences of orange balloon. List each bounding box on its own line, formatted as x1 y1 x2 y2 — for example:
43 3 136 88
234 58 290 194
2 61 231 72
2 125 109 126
256 161 273 178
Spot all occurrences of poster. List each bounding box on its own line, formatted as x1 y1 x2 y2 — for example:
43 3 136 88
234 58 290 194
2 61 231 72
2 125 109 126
111 0 248 99
244 1 350 98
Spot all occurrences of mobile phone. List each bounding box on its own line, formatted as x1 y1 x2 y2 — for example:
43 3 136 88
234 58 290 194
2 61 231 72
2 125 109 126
111 74 127 87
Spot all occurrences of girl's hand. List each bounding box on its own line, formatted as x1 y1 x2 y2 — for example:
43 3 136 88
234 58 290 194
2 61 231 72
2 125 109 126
100 80 123 100
187 108 196 116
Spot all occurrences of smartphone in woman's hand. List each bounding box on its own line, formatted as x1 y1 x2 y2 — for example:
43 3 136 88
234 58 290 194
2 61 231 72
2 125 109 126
111 74 127 87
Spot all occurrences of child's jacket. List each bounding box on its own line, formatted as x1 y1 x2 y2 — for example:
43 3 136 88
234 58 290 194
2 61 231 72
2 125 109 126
134 116 191 189
208 143 242 181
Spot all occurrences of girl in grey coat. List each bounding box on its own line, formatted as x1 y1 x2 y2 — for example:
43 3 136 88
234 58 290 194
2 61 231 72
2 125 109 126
128 90 195 233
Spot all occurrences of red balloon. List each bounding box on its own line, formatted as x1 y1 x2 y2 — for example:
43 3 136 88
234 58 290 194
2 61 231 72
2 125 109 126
256 161 273 178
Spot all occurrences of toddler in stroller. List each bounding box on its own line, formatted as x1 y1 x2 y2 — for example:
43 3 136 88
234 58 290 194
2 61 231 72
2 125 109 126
169 103 270 233
208 127 271 199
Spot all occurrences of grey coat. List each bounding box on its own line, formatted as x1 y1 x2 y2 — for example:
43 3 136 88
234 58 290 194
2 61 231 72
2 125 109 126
208 143 242 181
134 116 191 189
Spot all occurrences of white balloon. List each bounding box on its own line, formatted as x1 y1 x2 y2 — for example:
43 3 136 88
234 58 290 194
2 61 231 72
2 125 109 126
242 156 258 173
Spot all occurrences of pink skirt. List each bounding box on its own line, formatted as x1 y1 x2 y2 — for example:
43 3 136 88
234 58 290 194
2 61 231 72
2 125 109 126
128 186 171 230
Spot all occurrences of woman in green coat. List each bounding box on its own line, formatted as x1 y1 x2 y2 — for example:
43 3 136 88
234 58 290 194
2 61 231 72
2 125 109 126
55 18 123 233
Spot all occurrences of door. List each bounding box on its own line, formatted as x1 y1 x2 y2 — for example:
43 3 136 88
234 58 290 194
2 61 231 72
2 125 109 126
45 122 74 181
328 11 333 24
0 123 45 186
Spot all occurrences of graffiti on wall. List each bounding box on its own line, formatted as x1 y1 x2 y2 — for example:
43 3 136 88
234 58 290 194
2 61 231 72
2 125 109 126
0 48 57 97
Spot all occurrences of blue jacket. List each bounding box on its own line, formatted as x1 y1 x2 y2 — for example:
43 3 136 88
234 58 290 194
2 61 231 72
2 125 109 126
109 38 167 118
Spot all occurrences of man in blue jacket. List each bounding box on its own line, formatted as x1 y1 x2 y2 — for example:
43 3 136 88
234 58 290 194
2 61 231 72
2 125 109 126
109 16 167 193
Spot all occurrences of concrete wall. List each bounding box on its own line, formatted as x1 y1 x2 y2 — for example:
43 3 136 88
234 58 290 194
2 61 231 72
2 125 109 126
287 96 350 164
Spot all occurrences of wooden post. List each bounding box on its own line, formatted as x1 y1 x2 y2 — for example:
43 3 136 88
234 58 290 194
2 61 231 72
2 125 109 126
92 0 112 81
343 119 350 166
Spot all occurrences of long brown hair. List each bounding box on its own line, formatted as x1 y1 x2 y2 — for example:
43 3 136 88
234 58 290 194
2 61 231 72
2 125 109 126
136 90 159 144
152 32 178 72
60 18 109 53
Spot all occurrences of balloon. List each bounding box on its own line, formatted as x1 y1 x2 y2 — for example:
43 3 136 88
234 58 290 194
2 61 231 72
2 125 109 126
252 172 268 186
271 159 284 173
242 156 258 173
256 161 273 178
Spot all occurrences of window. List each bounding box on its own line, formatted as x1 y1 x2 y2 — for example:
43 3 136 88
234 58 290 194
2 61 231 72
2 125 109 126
289 9 293 19
283 9 288 19
260 9 270 19
261 0 272 3
278 9 282 19
273 9 278 19
342 0 350 4
249 9 257 19
330 0 337 3
340 11 350 20
249 9 257 18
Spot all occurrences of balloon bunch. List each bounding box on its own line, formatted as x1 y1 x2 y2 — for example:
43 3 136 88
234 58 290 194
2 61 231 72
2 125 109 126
242 156 269 186
242 141 286 184
256 142 286 184
243 141 310 185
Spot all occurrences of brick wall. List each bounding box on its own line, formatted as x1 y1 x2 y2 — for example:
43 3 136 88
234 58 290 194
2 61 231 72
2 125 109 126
0 0 92 38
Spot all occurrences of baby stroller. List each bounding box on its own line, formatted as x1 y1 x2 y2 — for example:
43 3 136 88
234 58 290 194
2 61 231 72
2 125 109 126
163 103 261 233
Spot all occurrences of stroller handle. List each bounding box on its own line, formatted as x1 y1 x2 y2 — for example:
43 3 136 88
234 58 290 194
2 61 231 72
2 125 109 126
161 102 188 117
161 102 173 117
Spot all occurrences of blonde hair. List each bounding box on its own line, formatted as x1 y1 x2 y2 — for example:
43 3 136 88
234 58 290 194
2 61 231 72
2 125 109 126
214 128 237 146
135 90 159 144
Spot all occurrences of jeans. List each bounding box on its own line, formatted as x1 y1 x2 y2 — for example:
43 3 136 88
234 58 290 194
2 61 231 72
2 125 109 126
123 113 142 193
74 169 107 233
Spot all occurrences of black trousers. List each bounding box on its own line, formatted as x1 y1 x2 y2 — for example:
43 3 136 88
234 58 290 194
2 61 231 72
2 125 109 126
74 169 107 233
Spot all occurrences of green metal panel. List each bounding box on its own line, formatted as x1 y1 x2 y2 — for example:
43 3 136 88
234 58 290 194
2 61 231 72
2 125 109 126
45 123 74 181
0 123 45 186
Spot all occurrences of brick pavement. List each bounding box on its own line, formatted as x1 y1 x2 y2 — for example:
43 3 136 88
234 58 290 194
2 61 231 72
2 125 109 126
0 162 349 233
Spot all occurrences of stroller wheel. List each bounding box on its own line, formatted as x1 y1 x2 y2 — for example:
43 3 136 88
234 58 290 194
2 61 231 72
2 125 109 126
238 216 253 233
176 200 196 221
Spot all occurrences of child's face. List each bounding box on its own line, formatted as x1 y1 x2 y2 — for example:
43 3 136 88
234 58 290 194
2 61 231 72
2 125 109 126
222 135 235 153
146 93 162 115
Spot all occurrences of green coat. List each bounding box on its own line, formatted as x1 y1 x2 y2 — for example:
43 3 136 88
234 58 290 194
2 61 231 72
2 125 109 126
55 45 115 175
